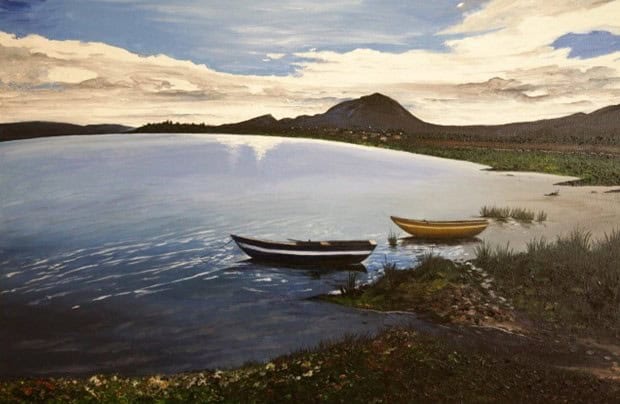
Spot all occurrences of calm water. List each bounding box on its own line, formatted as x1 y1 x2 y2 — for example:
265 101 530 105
1 134 492 377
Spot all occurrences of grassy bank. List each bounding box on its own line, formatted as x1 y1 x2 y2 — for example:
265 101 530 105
323 255 513 325
476 230 620 338
2 329 618 403
326 229 619 339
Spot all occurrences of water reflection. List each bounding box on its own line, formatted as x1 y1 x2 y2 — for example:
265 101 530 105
398 236 483 247
238 258 368 276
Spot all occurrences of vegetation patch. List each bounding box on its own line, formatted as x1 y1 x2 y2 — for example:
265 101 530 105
480 205 547 223
475 230 620 338
2 329 619 403
324 255 513 325
387 230 399 247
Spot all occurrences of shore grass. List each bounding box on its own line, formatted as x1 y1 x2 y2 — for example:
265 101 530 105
480 205 511 221
475 229 620 337
480 205 546 223
536 210 548 222
387 230 399 247
3 328 619 403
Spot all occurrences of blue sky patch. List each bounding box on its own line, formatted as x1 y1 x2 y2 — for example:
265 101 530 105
552 30 620 59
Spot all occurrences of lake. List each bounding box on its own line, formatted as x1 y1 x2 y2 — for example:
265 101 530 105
0 133 562 377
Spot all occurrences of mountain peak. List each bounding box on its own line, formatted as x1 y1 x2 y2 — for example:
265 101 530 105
309 93 427 131
217 113 279 131
354 93 404 109
362 92 392 101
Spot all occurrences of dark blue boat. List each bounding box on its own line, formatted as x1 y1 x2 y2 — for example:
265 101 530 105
231 234 376 266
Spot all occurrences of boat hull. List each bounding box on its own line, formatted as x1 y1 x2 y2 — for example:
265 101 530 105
231 235 376 266
390 216 489 239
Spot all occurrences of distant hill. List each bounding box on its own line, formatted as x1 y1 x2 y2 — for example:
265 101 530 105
440 104 620 144
0 121 133 142
8 94 617 145
279 93 430 132
134 93 620 146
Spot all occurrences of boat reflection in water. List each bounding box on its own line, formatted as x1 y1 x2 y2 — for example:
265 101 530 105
398 236 483 246
236 258 368 281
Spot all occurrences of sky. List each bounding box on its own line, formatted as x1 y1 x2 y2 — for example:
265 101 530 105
1 0 620 126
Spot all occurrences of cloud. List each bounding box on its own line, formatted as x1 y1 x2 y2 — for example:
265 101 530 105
441 0 617 35
1 0 620 126
0 31 305 125
266 53 286 60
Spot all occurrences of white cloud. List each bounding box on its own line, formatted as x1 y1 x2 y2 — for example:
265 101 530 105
442 0 617 35
266 53 286 60
1 0 620 126
47 67 98 84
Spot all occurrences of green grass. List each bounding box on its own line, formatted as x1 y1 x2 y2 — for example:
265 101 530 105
475 229 620 337
480 205 512 221
480 205 546 223
3 329 618 403
387 230 399 247
339 271 359 295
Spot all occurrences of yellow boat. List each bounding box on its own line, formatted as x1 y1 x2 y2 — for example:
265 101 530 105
390 216 489 239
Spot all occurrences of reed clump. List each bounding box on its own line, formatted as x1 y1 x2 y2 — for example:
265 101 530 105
339 271 359 295
480 205 547 223
387 230 399 247
479 205 511 221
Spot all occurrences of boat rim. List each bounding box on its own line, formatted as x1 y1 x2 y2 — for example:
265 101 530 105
230 234 378 247
390 216 489 225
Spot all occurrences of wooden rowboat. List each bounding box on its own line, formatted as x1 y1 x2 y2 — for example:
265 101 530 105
390 216 489 239
231 235 377 266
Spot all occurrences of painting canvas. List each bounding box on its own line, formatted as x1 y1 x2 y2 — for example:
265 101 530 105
1 1 619 401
